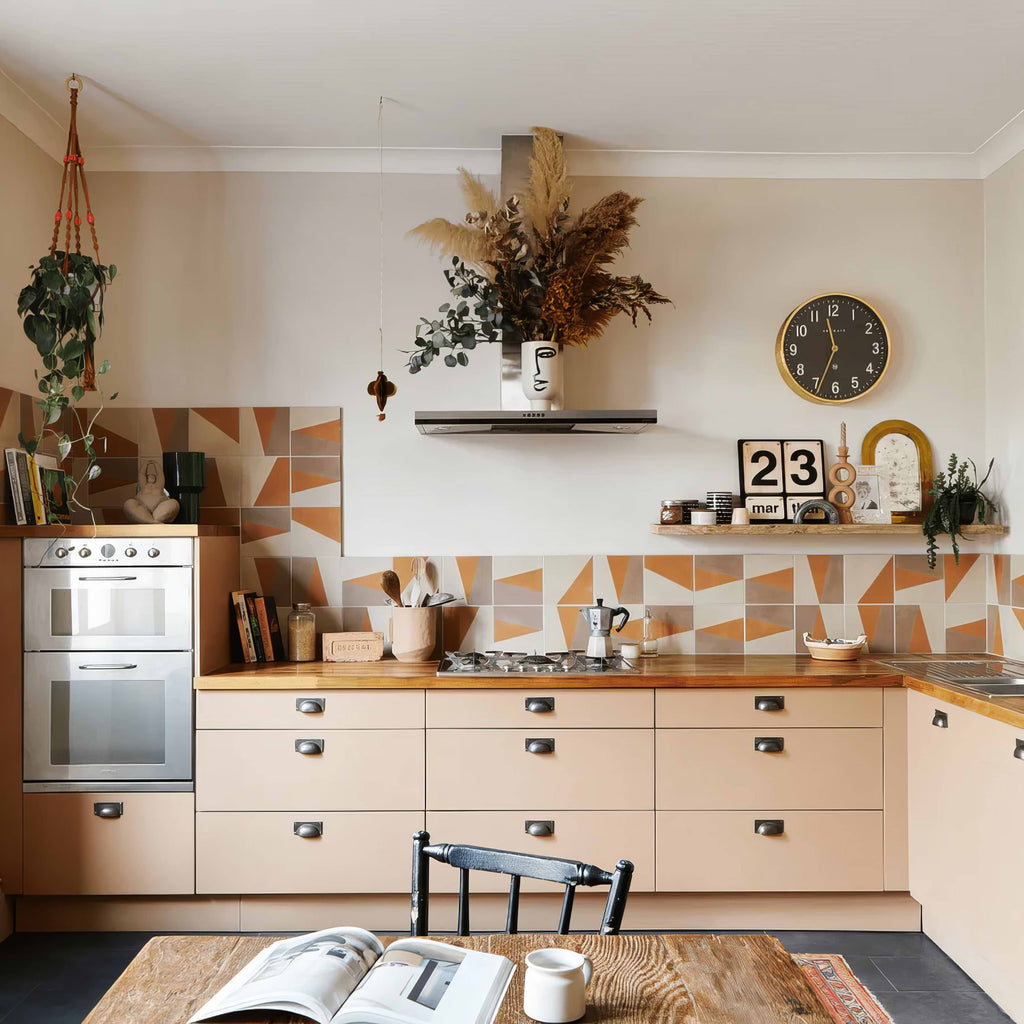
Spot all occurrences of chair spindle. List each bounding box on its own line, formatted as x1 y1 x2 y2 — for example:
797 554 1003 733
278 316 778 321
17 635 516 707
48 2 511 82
458 867 471 935
558 884 575 934
506 875 521 934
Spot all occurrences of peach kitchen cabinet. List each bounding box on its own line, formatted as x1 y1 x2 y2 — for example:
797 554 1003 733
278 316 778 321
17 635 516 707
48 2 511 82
907 690 1024 1022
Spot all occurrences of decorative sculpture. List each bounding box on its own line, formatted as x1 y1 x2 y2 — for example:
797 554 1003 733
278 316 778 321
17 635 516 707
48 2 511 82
124 459 180 524
827 422 858 524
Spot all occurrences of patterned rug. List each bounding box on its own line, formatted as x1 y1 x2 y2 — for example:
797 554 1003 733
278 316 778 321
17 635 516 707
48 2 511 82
793 954 895 1024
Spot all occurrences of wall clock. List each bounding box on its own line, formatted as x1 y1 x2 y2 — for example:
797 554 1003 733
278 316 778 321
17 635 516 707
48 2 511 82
776 293 890 404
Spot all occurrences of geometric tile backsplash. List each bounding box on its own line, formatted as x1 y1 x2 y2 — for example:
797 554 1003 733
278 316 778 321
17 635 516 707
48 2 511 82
3 387 1022 659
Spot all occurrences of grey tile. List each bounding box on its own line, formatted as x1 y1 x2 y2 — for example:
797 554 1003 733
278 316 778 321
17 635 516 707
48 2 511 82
770 929 930 957
876 990 1015 1024
841 954 898 994
872 949 980 991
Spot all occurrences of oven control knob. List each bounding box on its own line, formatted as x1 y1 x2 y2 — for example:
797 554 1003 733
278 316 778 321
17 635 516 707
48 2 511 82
125 547 137 558
147 547 160 558
79 547 91 558
101 543 115 558
54 547 69 559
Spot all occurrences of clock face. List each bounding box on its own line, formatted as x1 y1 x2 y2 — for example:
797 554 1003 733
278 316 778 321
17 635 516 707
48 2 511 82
776 293 890 404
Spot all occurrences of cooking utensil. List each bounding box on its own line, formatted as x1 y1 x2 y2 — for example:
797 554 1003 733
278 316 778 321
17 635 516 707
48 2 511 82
381 570 404 607
402 575 425 608
424 592 456 607
579 598 630 659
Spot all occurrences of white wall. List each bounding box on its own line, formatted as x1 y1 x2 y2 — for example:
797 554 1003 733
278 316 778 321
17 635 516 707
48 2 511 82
0 115 62 393
984 150 1024 546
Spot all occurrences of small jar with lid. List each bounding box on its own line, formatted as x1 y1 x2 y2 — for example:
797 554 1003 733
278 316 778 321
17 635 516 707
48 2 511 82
288 603 317 662
660 499 684 525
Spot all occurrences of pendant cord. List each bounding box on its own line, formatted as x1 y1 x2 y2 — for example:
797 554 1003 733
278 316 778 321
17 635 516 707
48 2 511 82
377 95 385 370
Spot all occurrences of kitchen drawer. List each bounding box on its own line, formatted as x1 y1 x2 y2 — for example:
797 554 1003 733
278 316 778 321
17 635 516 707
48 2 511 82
426 811 654 892
23 792 194 896
656 687 882 728
196 811 422 894
427 729 653 810
197 729 423 811
657 728 881 809
656 810 884 891
427 689 653 729
196 689 424 730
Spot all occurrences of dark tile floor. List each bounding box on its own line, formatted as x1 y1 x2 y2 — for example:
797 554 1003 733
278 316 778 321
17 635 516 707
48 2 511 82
0 930 1014 1023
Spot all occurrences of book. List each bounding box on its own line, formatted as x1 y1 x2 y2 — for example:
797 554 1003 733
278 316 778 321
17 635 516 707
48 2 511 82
254 597 276 663
244 592 267 662
25 455 44 525
264 596 287 661
39 467 71 525
231 590 258 663
4 449 26 525
188 927 514 1024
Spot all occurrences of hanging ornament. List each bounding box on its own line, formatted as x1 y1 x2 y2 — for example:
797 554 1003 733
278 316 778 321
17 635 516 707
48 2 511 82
366 96 396 420
50 74 105 390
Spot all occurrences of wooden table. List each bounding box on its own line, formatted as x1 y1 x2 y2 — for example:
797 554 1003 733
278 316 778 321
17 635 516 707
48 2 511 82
84 933 833 1024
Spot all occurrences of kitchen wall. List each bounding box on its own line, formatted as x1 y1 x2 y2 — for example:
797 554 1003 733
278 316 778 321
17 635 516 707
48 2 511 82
58 168 988 556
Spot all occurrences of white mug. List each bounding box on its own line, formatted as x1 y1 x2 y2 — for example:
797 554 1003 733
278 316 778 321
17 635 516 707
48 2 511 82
523 948 593 1023
690 509 716 526
731 507 751 525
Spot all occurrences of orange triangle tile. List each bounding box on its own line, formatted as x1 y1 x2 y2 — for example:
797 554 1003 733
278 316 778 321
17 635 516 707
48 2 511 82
908 610 931 653
296 419 341 444
89 471 135 495
253 408 279 453
443 606 478 649
644 556 693 592
751 568 794 592
291 469 336 493
992 613 1004 656
355 608 373 631
694 568 741 592
348 571 384 591
304 561 328 606
557 606 579 647
700 618 745 641
746 616 792 641
0 388 12 424
948 618 986 639
861 559 894 604
994 555 1009 596
255 458 291 507
859 605 882 644
498 568 543 593
242 519 289 543
494 617 538 642
193 408 240 443
1013 608 1024 631
254 560 282 596
607 556 633 600
203 461 227 506
807 556 831 602
810 609 827 639
152 409 183 450
559 559 593 605
896 568 939 592
292 507 341 543
944 554 979 600
456 557 480 598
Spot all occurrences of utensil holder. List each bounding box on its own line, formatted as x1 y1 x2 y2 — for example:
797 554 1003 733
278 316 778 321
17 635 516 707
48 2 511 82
391 607 436 662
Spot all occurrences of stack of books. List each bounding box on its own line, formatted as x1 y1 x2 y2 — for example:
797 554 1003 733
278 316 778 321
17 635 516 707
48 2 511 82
4 448 71 526
231 590 286 663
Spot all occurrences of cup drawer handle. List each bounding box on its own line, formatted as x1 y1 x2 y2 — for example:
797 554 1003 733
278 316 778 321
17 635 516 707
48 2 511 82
525 697 555 713
1015 739 1024 761
525 737 555 754
932 711 949 728
755 695 785 712
754 736 784 753
295 738 325 755
296 697 325 714
293 821 323 839
93 802 123 819
755 819 784 837
526 820 555 837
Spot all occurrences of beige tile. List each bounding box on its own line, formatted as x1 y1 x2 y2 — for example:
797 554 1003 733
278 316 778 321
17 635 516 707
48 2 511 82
693 555 744 604
944 604 988 654
894 604 944 653
846 605 895 654
694 604 744 654
894 555 944 604
744 555 794 604
794 555 844 605
643 556 694 604
845 555 894 605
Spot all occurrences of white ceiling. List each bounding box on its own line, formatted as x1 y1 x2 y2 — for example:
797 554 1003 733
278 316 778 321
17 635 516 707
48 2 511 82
3 0 1024 176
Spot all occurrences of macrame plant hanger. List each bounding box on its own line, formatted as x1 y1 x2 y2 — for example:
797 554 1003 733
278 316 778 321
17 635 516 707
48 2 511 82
366 95 396 420
50 74 102 390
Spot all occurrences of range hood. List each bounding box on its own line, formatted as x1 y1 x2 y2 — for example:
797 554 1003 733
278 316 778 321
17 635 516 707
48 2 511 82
415 410 657 435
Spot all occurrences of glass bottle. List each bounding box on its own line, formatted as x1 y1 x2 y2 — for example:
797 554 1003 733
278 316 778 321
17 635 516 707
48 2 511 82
288 603 317 662
640 608 658 658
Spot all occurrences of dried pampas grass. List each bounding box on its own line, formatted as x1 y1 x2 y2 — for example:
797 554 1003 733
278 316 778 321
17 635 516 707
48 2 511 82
457 168 497 219
524 126 571 239
407 217 495 265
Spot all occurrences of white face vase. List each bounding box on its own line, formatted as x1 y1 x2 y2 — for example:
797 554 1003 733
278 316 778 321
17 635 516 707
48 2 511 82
521 341 564 410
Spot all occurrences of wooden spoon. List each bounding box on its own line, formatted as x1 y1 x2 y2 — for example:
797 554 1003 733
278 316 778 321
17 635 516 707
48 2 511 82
381 570 404 607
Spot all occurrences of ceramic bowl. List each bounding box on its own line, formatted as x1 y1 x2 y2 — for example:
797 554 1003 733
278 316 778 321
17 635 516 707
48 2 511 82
802 633 868 661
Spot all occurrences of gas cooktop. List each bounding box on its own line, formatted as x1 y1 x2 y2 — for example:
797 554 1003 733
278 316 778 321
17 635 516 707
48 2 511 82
437 650 640 676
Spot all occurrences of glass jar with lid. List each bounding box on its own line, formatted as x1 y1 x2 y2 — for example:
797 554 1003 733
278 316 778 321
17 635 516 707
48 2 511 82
660 499 684 525
288 603 317 662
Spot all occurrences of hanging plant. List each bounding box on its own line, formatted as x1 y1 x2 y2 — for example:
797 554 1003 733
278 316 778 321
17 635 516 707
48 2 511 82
922 454 996 568
16 75 117 510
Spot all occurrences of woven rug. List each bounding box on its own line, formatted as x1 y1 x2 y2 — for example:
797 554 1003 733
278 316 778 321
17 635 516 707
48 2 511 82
793 954 895 1024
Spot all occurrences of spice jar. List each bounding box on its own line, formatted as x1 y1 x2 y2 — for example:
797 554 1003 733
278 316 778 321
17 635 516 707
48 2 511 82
288 603 316 662
660 499 684 525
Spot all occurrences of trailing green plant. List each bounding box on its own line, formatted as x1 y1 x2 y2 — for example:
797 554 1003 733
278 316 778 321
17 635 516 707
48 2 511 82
923 454 996 568
17 251 117 512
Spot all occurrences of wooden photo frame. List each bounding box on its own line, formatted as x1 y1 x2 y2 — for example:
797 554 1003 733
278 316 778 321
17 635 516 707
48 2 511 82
861 419 933 524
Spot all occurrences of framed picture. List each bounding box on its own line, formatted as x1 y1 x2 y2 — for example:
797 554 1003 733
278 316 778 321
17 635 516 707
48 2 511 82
861 420 932 524
738 439 826 522
848 464 892 524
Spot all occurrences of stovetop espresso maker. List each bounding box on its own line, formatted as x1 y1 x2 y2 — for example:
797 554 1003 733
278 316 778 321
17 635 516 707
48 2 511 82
579 598 630 658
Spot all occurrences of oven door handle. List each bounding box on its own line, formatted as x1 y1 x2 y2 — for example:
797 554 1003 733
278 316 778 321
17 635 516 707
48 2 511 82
77 663 139 671
76 576 138 582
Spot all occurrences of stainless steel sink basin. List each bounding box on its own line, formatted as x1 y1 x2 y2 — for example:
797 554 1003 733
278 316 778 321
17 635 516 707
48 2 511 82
959 679 1024 697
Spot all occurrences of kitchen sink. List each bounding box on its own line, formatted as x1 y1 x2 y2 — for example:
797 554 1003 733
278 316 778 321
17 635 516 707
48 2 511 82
959 679 1024 697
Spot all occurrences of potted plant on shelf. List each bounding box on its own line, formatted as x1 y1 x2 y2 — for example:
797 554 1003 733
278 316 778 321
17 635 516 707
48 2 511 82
406 127 670 409
922 454 996 567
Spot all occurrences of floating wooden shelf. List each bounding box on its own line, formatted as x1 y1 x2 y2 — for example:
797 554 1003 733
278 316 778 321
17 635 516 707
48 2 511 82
650 523 1007 537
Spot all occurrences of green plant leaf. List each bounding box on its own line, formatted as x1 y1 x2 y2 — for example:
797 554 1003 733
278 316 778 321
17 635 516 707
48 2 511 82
58 437 72 460
98 359 110 375
108 265 117 280
72 385 85 401
87 464 101 481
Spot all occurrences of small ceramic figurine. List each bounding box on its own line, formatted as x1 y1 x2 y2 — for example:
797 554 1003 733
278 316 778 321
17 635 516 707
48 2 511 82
124 459 180 524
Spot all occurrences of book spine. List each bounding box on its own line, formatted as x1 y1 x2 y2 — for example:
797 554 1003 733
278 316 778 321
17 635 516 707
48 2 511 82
4 450 26 525
14 452 36 525
232 592 256 663
263 597 287 661
254 598 276 663
27 455 45 525
244 593 266 662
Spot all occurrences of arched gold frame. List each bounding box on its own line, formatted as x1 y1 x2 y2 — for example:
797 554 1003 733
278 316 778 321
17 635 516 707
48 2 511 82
775 293 892 405
861 419 933 524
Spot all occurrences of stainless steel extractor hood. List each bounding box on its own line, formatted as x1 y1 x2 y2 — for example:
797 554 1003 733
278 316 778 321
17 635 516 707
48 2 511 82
415 410 657 435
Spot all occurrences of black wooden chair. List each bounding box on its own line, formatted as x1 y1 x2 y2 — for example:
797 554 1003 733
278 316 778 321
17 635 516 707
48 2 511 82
410 830 633 937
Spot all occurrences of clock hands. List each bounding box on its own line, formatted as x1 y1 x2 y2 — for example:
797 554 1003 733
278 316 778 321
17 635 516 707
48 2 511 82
815 318 839 396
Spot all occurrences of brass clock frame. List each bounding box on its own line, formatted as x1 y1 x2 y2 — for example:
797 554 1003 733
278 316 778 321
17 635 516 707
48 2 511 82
775 292 891 405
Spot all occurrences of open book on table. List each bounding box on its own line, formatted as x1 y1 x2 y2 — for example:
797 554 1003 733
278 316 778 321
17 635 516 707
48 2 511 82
188 927 515 1024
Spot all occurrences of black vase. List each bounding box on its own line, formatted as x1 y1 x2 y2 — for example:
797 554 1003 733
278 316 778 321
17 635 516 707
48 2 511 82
162 451 206 524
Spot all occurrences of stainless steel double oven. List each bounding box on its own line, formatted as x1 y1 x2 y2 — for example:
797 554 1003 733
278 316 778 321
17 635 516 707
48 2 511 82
23 537 195 791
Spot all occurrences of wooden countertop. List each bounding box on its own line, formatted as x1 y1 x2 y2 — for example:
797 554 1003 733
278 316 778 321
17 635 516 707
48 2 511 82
0 524 238 537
